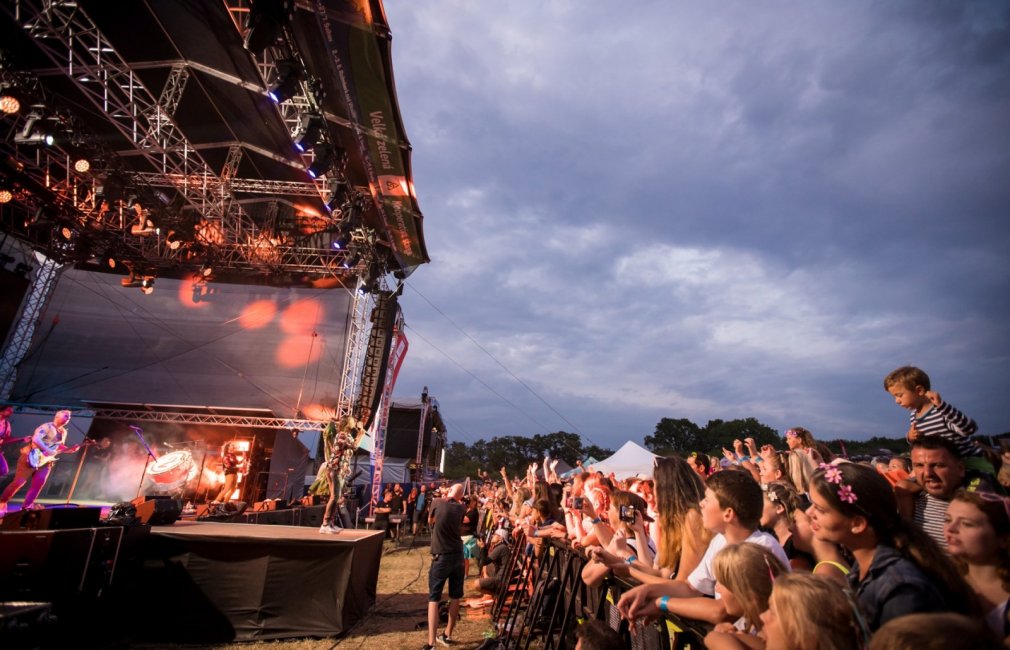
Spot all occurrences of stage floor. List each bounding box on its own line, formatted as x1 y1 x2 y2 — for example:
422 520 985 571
153 519 383 542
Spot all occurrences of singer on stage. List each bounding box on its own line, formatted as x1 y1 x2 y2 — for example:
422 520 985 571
319 415 367 533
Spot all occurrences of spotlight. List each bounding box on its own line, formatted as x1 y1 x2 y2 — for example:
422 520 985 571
200 263 214 278
342 252 361 269
357 261 381 295
244 0 291 55
0 90 21 114
307 144 333 179
140 276 155 294
325 179 348 212
73 157 91 173
0 188 12 204
267 60 301 104
330 231 350 250
102 253 117 269
293 114 323 153
59 225 75 240
165 228 191 250
14 107 55 146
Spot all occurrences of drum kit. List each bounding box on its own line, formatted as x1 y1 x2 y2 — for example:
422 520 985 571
146 449 198 493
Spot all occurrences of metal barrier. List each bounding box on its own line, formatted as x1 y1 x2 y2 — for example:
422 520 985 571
491 537 710 649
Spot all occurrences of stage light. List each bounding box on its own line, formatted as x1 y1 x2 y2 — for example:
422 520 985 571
268 61 301 104
15 107 55 146
0 188 12 204
59 225 75 240
293 114 323 153
307 144 333 179
165 228 190 250
330 233 350 250
342 252 361 269
73 157 91 173
325 179 348 212
141 276 155 294
200 263 214 278
0 91 20 114
357 260 381 295
103 253 117 269
244 0 290 55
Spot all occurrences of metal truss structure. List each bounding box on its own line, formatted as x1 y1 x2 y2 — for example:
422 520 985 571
0 0 398 285
89 406 326 432
0 250 61 400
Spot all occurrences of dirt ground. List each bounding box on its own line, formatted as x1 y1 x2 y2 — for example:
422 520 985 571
137 538 496 650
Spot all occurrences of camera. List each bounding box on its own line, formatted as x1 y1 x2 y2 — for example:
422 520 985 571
619 504 636 524
572 496 584 510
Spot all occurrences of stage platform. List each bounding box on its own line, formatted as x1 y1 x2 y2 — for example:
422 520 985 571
1 512 385 645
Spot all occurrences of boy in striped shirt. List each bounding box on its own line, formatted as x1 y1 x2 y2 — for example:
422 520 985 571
884 366 992 475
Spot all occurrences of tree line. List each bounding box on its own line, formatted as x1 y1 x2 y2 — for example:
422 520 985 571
442 418 910 479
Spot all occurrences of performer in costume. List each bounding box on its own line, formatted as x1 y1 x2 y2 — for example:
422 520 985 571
0 405 15 477
213 440 246 504
0 410 86 516
320 415 367 533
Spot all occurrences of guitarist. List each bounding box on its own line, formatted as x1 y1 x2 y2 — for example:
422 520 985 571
0 410 83 516
0 405 14 477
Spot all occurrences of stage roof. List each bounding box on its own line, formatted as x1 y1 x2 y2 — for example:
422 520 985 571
0 0 428 286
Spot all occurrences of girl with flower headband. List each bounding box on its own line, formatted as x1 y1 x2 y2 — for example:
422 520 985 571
944 489 1010 641
807 462 974 631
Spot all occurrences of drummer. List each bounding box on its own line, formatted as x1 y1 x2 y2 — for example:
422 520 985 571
213 440 245 504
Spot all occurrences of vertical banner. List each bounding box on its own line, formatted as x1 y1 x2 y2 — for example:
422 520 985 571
368 327 408 513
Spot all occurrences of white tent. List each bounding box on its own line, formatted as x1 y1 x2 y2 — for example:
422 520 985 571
589 441 658 480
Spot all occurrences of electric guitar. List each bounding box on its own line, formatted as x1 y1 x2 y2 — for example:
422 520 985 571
1 435 31 447
27 438 95 469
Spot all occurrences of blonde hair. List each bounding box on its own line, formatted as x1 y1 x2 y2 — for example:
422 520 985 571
712 543 786 631
769 573 863 650
869 612 1000 650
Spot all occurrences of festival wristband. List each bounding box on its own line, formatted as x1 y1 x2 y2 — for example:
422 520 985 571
626 555 637 565
658 596 670 613
590 517 602 525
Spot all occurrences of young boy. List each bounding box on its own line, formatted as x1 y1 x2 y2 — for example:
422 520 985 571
615 469 789 624
883 366 991 474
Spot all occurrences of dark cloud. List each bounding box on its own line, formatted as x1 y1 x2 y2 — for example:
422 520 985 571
385 1 1010 452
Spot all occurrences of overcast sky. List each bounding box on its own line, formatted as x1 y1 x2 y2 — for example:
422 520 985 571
381 1 1010 453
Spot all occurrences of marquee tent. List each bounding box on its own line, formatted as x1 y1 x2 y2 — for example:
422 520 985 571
588 441 659 480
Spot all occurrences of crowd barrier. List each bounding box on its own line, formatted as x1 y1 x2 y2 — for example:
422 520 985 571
488 534 709 649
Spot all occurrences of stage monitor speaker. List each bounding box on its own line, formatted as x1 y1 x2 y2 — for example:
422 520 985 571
135 498 182 526
0 506 102 531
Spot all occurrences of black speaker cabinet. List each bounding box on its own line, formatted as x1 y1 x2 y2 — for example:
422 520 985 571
134 498 182 525
0 506 102 531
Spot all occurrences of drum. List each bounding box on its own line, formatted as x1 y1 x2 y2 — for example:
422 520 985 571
148 450 194 485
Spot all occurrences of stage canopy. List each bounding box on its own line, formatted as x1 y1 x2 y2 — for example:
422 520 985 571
590 441 659 480
0 0 428 288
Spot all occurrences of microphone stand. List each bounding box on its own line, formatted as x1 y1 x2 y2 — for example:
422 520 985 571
131 426 158 500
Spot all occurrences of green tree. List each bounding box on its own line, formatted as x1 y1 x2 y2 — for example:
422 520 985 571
698 418 779 456
644 418 702 454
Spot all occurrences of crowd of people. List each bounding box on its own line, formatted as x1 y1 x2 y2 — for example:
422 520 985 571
418 366 1009 649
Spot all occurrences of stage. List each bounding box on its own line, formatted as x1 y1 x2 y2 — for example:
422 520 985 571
0 512 385 645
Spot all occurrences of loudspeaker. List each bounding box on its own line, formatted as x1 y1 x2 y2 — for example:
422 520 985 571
134 498 182 526
0 506 102 531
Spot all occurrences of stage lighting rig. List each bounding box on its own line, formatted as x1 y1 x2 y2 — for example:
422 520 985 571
307 144 337 180
293 114 324 153
268 60 301 104
0 88 21 114
244 0 293 56
14 105 55 146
